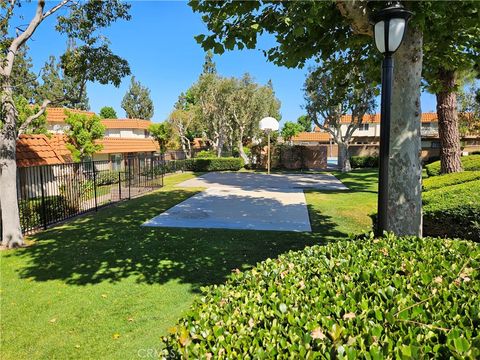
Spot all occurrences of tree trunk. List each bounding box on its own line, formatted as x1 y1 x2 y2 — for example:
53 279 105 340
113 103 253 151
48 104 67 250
217 130 224 157
387 26 423 237
0 88 24 248
237 126 249 164
436 69 462 174
337 141 351 172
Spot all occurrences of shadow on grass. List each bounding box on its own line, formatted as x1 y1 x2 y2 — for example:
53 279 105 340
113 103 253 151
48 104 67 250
6 188 346 291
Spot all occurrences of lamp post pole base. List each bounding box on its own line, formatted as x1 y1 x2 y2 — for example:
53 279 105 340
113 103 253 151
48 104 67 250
377 54 394 236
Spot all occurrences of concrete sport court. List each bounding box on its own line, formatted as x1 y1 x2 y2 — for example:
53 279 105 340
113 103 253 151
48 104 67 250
143 172 348 232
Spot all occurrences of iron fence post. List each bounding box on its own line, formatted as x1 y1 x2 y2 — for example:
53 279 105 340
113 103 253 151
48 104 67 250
92 162 98 211
118 172 122 199
128 158 131 199
39 166 47 230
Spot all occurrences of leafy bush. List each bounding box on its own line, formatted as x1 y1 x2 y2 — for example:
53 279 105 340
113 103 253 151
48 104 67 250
196 150 217 159
95 171 119 185
162 234 480 358
188 157 244 171
19 195 75 229
350 155 379 168
423 180 480 241
425 155 480 177
422 171 480 191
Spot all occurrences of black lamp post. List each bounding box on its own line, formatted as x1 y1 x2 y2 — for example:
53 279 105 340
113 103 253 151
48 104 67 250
372 4 412 235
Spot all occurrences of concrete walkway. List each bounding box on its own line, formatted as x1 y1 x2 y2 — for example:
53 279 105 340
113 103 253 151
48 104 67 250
143 172 347 232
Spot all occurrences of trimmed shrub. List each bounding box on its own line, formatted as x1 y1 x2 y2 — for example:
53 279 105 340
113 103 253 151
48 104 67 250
186 157 244 172
425 155 480 177
95 171 119 185
423 180 480 241
162 234 480 358
422 171 480 191
196 150 217 159
350 155 379 168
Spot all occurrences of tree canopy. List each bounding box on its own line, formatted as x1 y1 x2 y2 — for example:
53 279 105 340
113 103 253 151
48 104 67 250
297 115 312 132
37 55 90 110
99 106 118 119
64 112 105 162
281 121 303 143
149 122 172 154
121 76 154 120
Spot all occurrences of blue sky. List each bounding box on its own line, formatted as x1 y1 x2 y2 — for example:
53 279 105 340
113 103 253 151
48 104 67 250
17 1 437 124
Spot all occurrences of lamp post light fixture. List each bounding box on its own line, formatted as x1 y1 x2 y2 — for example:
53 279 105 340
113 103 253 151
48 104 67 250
259 117 279 174
372 3 412 235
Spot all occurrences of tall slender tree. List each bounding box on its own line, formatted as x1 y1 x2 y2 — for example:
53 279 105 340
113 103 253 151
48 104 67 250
297 115 312 132
10 45 38 101
37 55 90 110
0 0 131 248
121 76 154 119
304 57 376 172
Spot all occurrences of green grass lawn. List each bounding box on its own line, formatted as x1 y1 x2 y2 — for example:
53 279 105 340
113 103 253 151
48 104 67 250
0 170 378 359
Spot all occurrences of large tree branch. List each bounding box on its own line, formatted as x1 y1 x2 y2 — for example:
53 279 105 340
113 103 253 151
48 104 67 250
17 98 50 137
336 0 372 36
2 0 71 77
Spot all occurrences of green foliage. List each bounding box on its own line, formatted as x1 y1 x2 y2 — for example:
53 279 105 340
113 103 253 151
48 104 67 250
350 156 379 169
19 195 75 230
95 171 119 186
149 122 172 153
163 234 480 358
426 155 480 176
196 150 216 158
422 2 480 94
423 171 480 191
185 157 244 172
304 54 377 151
37 55 90 110
121 76 154 120
202 50 217 74
15 95 48 134
281 121 303 142
297 114 312 132
99 106 117 119
423 180 480 241
64 111 105 162
10 44 38 101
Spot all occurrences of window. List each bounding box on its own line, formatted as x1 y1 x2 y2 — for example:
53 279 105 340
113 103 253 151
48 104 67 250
358 124 370 131
431 141 441 149
110 154 123 171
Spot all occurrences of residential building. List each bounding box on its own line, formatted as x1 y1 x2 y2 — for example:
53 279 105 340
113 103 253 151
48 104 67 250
292 112 480 160
17 107 160 168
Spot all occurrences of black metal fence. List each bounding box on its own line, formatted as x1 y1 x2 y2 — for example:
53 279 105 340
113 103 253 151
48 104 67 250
14 156 179 235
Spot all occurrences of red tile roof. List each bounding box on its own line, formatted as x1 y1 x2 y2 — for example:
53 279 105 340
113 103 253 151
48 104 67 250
292 132 331 142
313 112 438 131
45 107 95 123
101 119 152 130
16 134 72 167
95 138 159 154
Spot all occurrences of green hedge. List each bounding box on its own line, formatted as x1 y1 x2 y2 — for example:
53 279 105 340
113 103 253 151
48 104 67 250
196 150 217 159
350 155 379 168
426 155 480 177
162 234 480 358
423 180 480 241
186 157 244 172
422 171 480 191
